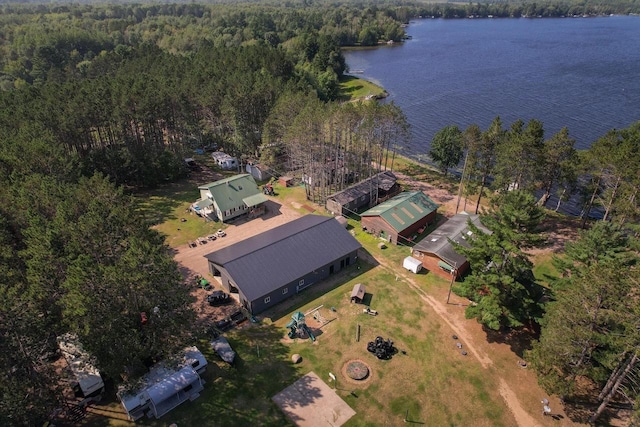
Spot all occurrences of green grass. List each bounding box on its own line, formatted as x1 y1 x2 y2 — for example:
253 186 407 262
338 75 387 101
135 178 228 247
532 252 560 288
111 168 556 427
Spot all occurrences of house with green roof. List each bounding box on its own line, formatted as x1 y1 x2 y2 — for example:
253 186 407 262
360 191 438 245
195 174 268 223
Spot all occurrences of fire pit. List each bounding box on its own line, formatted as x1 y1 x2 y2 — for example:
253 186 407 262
345 360 370 381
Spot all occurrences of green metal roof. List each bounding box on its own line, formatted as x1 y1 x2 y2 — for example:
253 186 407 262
361 191 439 232
243 193 268 207
199 174 261 213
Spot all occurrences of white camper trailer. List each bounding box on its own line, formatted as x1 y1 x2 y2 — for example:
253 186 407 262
117 346 207 421
211 151 238 170
403 256 423 274
57 333 105 399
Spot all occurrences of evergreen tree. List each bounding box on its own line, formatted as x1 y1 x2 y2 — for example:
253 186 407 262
429 125 463 176
537 127 577 208
529 223 639 423
453 191 546 330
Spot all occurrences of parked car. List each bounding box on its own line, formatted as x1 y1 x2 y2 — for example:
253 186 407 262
215 318 233 332
207 290 231 306
215 229 226 238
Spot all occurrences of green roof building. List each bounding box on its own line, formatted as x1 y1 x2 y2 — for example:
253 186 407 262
196 174 268 222
361 191 438 245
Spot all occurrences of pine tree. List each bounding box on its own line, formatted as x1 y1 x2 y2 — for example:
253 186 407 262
453 190 546 330
529 224 640 423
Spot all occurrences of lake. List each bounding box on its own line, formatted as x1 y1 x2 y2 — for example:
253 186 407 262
344 16 640 158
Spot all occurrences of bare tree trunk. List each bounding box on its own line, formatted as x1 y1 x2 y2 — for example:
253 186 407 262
603 176 622 222
554 188 567 212
619 187 638 225
590 352 638 424
538 184 552 207
455 150 470 214
582 174 602 228
390 146 397 171
475 174 487 214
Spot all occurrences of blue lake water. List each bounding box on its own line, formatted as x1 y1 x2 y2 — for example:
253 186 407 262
344 16 640 158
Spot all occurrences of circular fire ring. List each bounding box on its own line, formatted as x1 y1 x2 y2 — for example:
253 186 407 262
345 360 370 381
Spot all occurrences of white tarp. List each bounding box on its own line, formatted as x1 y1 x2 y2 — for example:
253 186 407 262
403 256 422 274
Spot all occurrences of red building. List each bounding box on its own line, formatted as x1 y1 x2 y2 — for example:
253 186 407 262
361 191 438 245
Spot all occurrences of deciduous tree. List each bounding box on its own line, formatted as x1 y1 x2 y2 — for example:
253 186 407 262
429 125 463 177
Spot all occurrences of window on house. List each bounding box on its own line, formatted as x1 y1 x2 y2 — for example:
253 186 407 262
298 279 304 286
264 296 271 304
282 288 288 295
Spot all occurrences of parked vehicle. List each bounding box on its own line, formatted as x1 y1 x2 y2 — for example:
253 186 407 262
215 318 233 331
207 290 231 306
196 275 212 291
184 158 201 171
215 229 226 238
263 183 274 195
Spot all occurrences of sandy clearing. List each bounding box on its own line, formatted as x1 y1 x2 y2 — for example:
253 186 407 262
272 371 356 427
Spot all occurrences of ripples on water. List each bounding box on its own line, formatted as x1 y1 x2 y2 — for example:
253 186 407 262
344 16 640 157
344 17 640 216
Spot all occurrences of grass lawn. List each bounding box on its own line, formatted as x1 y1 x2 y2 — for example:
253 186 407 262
99 260 512 427
114 170 578 427
532 252 560 288
338 75 387 101
136 176 232 248
279 264 513 427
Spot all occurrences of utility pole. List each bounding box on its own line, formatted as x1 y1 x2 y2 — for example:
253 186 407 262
446 262 458 304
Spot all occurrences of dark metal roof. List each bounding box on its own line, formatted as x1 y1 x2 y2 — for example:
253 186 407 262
204 215 362 301
413 212 492 268
328 171 397 205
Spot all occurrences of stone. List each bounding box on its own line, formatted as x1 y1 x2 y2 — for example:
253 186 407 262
291 354 302 364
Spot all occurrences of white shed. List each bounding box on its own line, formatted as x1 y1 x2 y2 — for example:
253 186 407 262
403 256 423 274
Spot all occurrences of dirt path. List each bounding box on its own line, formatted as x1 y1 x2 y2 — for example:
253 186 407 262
499 379 541 427
173 168 569 426
359 249 542 426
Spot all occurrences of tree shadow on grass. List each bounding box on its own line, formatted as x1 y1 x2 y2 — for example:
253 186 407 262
152 326 302 427
136 178 201 226
483 325 538 358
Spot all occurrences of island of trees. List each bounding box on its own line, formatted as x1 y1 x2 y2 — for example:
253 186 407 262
0 1 638 425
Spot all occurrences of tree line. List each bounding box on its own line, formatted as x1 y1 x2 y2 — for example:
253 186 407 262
0 4 409 424
430 118 640 229
0 1 638 424
429 118 640 423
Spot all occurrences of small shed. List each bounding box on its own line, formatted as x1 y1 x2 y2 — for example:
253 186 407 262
246 163 272 181
403 256 423 274
351 283 366 303
279 176 293 187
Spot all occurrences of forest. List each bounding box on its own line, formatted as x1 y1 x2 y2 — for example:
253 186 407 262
0 1 639 425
